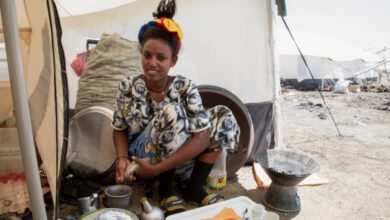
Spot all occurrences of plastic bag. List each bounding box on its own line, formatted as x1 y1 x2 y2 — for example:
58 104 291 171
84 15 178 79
334 79 350 94
70 51 88 76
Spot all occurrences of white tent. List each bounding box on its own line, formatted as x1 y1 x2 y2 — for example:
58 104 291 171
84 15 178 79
0 0 65 219
0 0 280 218
375 47 390 72
59 0 278 107
277 30 382 88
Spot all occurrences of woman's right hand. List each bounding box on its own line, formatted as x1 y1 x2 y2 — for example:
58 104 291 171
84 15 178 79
115 157 131 184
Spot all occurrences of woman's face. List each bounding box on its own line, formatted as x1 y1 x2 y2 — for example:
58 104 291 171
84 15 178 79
141 38 177 83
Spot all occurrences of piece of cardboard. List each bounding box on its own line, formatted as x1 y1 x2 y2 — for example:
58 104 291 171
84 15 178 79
253 162 329 190
166 196 256 220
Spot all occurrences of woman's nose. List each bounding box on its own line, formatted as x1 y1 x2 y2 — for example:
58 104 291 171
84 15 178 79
148 57 158 67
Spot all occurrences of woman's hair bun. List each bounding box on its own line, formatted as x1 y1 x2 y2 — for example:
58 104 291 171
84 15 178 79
152 0 176 19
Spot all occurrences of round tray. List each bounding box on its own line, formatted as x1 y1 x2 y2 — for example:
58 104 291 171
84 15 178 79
66 106 116 177
81 208 139 220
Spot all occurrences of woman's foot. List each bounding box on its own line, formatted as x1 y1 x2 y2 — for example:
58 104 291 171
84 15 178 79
182 160 224 206
160 195 186 216
182 186 224 206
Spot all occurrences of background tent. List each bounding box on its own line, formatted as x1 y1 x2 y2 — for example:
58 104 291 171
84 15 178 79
375 47 390 78
277 30 382 89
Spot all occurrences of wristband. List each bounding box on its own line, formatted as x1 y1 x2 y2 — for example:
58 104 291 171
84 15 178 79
117 156 129 161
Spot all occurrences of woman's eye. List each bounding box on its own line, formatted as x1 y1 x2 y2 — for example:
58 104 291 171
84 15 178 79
143 53 151 59
157 56 166 61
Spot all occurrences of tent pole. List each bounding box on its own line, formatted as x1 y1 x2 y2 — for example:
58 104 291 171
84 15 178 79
0 0 48 219
266 0 283 148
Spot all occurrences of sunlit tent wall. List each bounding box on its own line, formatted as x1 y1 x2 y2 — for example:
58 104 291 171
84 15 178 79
58 0 281 166
0 0 66 215
58 0 278 107
277 30 382 89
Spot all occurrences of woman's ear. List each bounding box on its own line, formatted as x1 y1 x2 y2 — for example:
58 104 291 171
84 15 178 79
171 55 178 67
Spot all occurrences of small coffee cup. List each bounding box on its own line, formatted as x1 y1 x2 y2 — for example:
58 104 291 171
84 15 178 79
77 193 100 215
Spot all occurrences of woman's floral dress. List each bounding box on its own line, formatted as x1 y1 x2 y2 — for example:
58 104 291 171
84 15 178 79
112 75 240 164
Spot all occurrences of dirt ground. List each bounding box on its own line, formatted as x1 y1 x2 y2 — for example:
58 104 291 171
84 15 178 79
218 83 390 220
56 82 390 220
278 86 390 220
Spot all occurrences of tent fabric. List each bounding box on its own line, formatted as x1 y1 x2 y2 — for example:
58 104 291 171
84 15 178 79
0 0 67 209
0 81 12 122
26 0 66 208
277 30 382 62
0 0 30 30
54 0 139 17
75 33 142 112
246 102 274 164
280 55 376 79
0 32 31 122
277 31 381 86
59 0 277 108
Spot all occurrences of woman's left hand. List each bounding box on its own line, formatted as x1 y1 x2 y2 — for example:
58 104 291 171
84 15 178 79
132 156 160 178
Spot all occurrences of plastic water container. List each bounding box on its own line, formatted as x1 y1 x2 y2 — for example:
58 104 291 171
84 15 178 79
250 204 265 220
207 149 227 190
247 203 279 220
263 211 279 220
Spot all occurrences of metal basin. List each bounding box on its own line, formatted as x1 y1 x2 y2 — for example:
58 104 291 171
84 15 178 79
66 106 116 178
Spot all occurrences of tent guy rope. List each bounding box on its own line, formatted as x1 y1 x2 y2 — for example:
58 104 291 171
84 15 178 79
281 16 342 136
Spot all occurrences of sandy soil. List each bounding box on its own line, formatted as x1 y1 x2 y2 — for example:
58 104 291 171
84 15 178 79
217 85 390 220
277 87 390 220
57 84 390 220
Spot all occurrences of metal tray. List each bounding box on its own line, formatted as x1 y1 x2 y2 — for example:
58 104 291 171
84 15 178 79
81 208 139 220
66 106 116 177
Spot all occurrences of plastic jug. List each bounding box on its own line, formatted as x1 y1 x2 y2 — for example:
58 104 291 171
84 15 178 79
207 149 227 190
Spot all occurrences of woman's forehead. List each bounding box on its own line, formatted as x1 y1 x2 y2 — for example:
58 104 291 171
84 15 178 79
143 39 172 53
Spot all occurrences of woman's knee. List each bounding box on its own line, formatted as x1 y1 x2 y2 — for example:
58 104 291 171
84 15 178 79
197 150 221 164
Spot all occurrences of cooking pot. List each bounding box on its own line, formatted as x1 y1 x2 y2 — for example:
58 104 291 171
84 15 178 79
103 185 132 209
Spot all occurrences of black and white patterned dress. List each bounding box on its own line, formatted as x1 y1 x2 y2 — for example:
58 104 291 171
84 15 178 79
112 74 240 164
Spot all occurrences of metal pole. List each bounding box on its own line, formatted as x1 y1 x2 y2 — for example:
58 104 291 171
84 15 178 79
0 0 48 219
266 0 283 148
384 60 390 81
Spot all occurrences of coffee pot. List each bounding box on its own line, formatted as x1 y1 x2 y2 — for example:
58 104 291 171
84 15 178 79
140 197 164 220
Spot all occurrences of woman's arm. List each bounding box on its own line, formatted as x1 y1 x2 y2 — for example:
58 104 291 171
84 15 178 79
114 129 129 158
134 129 210 177
114 129 131 183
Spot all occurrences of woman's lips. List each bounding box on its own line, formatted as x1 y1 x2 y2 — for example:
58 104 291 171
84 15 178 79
146 70 158 75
